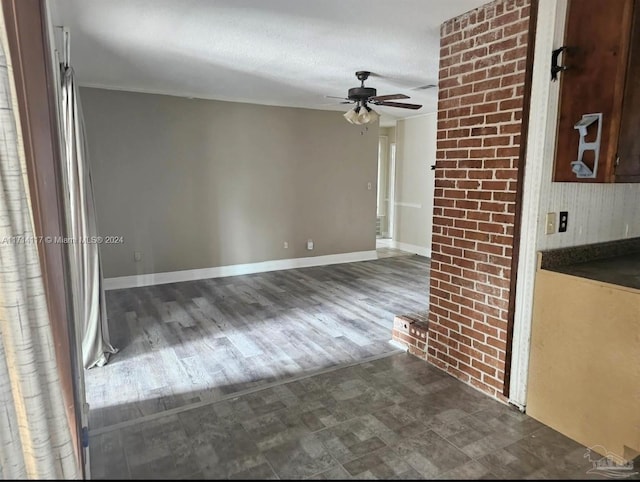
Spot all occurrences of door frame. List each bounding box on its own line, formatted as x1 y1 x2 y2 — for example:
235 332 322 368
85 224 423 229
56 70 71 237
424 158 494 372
507 0 567 408
2 0 85 474
388 142 397 240
377 135 389 236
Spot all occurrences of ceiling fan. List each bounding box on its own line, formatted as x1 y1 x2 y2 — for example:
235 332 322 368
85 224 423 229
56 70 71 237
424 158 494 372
328 71 423 124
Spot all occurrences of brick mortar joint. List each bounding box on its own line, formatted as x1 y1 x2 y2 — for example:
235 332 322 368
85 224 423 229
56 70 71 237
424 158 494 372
424 350 509 399
441 1 531 33
442 33 530 52
443 19 531 39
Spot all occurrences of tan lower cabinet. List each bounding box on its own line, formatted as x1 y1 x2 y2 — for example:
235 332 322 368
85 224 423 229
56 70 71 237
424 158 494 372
527 268 640 461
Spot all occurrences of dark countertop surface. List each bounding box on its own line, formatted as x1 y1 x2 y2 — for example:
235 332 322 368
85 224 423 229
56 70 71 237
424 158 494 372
540 238 640 291
549 252 640 290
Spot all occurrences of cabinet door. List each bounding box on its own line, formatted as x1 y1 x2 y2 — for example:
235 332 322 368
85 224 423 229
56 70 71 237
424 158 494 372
553 0 633 183
616 1 640 182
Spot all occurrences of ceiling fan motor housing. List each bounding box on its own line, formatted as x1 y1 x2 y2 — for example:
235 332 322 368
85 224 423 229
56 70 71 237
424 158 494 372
348 86 377 102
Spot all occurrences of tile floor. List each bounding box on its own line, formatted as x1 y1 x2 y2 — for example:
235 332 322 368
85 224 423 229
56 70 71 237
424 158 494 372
89 353 639 480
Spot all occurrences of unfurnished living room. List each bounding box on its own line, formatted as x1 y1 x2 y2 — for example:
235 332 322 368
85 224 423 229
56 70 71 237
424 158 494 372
2 0 640 479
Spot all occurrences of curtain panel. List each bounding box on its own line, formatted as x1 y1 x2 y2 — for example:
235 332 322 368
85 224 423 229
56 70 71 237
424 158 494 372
59 66 116 369
0 15 79 479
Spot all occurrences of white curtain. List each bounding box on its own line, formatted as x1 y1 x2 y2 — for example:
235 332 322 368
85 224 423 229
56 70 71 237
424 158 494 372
0 16 79 479
60 66 117 369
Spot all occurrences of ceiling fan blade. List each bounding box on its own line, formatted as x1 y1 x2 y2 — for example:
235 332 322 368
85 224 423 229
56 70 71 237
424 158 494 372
412 84 437 90
325 95 350 100
369 93 410 102
373 101 422 110
320 102 354 107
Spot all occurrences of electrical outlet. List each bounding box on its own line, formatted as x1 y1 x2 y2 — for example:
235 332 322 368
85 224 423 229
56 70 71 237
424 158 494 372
306 239 314 250
134 251 142 262
283 241 288 249
559 211 568 232
545 212 556 235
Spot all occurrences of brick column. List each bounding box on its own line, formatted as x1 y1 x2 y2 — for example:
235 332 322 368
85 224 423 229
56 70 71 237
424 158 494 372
427 0 531 400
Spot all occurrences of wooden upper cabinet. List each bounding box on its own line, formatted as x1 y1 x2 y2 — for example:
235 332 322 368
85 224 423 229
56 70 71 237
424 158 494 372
616 2 640 182
553 0 635 182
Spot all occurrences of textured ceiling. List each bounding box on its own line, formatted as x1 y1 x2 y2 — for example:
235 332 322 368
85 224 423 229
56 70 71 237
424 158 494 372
50 0 486 123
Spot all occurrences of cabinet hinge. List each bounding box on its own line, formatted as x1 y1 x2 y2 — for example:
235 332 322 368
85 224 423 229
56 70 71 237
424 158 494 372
81 426 89 448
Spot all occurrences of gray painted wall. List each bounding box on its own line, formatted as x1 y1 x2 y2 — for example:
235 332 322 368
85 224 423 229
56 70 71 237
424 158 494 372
394 114 436 251
81 88 378 278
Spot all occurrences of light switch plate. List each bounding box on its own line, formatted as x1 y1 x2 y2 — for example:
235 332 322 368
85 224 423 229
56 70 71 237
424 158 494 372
545 212 556 235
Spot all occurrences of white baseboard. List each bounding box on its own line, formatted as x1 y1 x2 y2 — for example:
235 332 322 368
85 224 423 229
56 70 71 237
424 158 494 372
104 250 378 290
375 238 393 248
390 240 431 258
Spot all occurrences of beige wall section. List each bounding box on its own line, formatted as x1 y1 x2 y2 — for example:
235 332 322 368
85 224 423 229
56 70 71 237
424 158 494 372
393 114 436 252
527 268 640 460
81 88 378 278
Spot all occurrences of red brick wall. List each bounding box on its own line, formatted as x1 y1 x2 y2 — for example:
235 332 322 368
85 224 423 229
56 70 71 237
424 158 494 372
427 0 531 400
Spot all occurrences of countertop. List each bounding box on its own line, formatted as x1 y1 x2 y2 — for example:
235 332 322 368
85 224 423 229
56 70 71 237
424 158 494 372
549 252 640 290
539 238 640 291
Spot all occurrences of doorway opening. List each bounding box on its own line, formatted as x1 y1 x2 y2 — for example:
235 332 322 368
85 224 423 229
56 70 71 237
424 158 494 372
376 133 396 241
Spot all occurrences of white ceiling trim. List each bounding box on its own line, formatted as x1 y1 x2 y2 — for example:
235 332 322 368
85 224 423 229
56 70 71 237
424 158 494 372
77 80 349 111
397 111 439 121
76 80 408 127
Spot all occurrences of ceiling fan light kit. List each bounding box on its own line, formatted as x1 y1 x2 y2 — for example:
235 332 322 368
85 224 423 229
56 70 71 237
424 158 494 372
343 106 361 124
360 106 380 124
343 103 380 125
336 71 423 124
